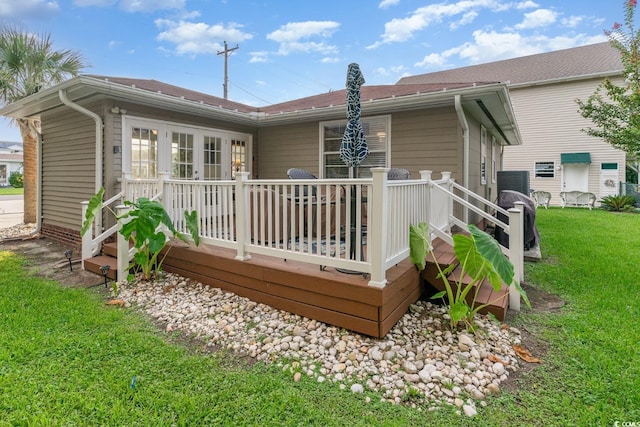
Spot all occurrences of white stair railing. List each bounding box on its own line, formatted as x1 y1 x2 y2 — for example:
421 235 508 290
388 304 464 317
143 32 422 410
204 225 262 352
424 171 524 312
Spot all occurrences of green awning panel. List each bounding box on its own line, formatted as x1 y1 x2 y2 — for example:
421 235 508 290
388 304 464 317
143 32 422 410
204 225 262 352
561 152 591 164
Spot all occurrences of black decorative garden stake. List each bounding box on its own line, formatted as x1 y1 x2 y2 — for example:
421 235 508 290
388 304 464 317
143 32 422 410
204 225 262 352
64 249 73 271
99 265 110 288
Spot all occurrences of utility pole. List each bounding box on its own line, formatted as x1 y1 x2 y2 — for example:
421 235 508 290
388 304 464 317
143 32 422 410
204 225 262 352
217 40 239 100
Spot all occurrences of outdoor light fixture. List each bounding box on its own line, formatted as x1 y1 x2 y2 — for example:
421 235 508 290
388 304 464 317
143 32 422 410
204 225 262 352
99 265 110 288
64 249 73 272
234 158 241 172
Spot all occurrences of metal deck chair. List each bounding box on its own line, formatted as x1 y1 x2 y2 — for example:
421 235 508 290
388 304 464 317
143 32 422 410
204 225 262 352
387 168 410 180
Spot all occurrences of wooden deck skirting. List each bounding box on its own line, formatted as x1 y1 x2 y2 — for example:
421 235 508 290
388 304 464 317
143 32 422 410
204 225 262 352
161 242 422 338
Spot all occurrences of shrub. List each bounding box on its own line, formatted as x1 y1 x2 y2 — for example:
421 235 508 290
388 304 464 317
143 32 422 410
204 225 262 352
8 171 23 188
600 195 636 212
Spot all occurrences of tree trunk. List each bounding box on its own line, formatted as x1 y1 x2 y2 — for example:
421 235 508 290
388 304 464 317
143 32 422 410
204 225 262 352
18 119 39 225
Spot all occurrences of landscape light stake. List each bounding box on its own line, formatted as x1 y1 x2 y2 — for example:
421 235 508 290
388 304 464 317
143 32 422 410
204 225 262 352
64 249 73 271
99 265 110 288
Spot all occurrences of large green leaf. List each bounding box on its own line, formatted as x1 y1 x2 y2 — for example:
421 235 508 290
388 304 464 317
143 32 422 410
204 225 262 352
452 233 490 284
450 301 469 323
468 224 515 287
184 210 200 246
409 222 430 271
80 187 105 237
147 232 168 254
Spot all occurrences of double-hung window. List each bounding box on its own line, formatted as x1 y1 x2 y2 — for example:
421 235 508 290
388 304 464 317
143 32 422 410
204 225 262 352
535 161 555 178
320 115 390 178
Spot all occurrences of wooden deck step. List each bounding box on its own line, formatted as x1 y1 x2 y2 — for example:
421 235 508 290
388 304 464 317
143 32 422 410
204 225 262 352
83 255 118 280
421 237 509 321
103 241 118 257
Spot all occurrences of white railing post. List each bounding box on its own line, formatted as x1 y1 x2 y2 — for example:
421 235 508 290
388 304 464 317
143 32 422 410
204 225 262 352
234 172 251 261
420 170 433 239
368 168 388 288
158 172 171 201
441 171 454 230
81 201 93 265
122 172 132 201
116 204 130 282
508 202 524 312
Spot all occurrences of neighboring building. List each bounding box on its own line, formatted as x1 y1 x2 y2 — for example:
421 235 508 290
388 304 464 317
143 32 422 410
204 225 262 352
0 74 520 244
397 42 625 206
0 141 23 187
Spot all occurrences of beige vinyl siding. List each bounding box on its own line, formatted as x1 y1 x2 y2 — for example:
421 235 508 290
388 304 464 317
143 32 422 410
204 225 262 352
41 105 98 232
256 107 463 180
257 122 320 179
504 77 626 205
390 107 459 179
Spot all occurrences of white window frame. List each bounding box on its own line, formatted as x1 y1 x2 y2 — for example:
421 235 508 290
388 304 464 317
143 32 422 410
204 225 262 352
319 115 391 179
534 161 556 178
480 126 487 185
122 116 252 181
491 136 498 184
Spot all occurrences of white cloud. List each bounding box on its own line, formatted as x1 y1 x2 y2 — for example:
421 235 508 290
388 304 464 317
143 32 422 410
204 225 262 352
415 52 449 68
417 29 610 68
379 0 400 9
119 0 184 12
514 8 557 30
267 21 340 56
561 15 583 28
320 56 340 63
249 51 269 63
515 1 538 9
155 19 253 55
367 0 520 49
0 0 59 19
450 11 478 30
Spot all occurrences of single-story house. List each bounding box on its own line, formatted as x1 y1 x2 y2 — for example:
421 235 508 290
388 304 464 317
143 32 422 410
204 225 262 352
0 141 23 187
0 74 529 336
0 74 521 244
397 42 625 206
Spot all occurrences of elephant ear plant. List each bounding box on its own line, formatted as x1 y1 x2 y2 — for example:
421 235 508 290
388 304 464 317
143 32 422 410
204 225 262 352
82 188 200 282
410 222 529 330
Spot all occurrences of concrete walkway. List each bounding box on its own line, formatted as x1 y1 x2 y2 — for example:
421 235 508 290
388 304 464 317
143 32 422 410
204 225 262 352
0 195 24 229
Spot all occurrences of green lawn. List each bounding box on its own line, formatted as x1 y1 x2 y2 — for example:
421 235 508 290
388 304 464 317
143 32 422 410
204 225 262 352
0 186 23 196
0 208 639 426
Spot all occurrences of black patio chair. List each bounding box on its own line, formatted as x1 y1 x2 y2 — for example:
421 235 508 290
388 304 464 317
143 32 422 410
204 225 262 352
287 168 318 198
387 168 410 180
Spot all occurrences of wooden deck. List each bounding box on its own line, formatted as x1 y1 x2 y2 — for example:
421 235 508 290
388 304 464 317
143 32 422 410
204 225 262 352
159 242 422 338
85 235 509 338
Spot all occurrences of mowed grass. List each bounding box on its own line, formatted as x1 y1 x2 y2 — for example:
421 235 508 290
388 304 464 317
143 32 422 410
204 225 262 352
481 208 640 426
0 251 431 426
0 187 23 196
0 207 639 425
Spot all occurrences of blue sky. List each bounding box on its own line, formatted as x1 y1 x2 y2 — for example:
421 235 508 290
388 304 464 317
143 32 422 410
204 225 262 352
0 0 621 141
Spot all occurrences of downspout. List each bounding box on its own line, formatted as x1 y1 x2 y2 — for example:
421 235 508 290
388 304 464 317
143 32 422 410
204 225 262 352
454 95 469 224
25 119 43 236
58 89 104 232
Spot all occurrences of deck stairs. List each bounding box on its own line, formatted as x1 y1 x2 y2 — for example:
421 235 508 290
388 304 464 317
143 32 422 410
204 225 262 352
83 241 119 281
422 237 509 321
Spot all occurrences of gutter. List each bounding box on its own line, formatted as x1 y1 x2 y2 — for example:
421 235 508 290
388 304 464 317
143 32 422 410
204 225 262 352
454 95 470 224
58 89 104 231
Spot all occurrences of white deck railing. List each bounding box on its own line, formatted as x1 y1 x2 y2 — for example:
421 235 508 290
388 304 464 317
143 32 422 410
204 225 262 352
81 168 524 309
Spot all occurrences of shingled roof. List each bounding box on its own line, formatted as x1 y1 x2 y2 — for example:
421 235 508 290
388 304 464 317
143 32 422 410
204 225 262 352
85 74 497 115
397 42 622 87
258 82 493 114
85 75 257 113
